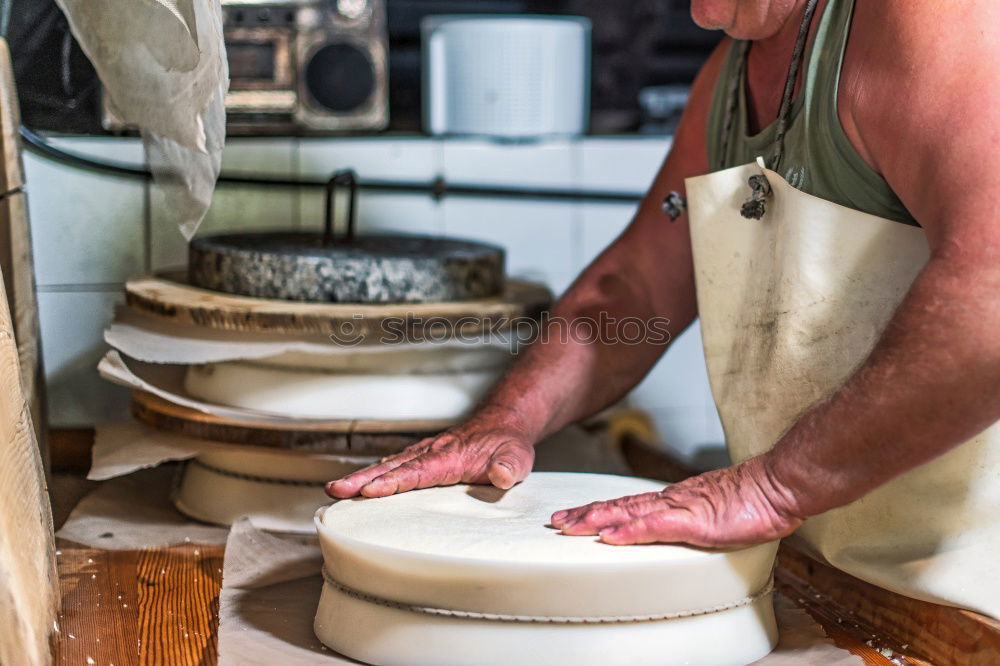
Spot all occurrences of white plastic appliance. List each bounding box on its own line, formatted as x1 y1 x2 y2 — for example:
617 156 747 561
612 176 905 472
422 15 591 139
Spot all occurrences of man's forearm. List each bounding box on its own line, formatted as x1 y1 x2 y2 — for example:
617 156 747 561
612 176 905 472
769 253 1000 517
477 244 692 441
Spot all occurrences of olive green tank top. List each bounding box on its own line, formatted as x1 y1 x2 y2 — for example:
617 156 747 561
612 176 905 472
706 0 917 225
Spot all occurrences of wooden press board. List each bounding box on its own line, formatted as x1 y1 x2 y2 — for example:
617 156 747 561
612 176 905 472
132 390 447 454
125 273 552 337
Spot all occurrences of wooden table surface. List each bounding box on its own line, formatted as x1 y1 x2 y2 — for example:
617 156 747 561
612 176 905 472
55 540 912 666
56 540 224 666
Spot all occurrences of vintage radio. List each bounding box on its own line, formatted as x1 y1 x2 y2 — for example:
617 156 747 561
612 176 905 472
104 0 389 134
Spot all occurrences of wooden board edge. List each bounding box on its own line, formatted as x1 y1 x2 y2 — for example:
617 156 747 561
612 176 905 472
123 274 553 337
777 543 1000 665
131 390 453 435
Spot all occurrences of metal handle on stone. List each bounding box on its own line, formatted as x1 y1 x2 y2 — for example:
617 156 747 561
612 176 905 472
323 169 359 246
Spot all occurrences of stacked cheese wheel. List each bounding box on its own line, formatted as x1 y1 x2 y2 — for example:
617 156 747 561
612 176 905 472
100 231 551 533
182 346 513 421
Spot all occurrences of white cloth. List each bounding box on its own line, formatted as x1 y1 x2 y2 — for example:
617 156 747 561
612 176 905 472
56 467 230 549
55 0 228 238
686 159 1000 619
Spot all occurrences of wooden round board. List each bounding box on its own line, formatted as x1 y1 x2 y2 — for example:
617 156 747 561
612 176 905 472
132 391 447 454
125 272 552 338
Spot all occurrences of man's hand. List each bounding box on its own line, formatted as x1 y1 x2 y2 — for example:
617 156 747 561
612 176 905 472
550 456 804 548
326 412 536 499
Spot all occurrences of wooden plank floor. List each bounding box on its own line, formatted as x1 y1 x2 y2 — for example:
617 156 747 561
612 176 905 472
55 540 914 666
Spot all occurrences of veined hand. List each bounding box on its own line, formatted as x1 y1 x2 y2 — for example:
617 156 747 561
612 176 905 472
551 456 804 548
326 411 536 499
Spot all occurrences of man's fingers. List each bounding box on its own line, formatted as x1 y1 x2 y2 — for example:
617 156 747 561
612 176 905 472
327 430 535 499
598 510 698 546
557 498 666 536
360 452 461 498
551 491 663 530
486 441 533 490
325 445 427 498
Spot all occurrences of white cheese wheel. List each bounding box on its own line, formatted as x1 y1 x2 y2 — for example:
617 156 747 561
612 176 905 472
183 360 503 420
314 472 778 666
252 345 513 373
173 446 374 533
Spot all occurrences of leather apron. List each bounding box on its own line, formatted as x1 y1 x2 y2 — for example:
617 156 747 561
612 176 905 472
685 157 1000 619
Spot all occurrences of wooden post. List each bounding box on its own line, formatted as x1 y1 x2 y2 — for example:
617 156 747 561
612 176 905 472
0 39 48 474
0 167 58 664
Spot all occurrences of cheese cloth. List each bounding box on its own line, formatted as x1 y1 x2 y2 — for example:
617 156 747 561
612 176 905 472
54 0 228 239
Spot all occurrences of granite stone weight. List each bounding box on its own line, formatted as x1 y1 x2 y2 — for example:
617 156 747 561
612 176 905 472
188 232 506 303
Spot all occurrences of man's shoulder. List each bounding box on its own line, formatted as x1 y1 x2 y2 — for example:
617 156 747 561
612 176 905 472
853 0 998 71
847 0 1000 237
845 0 1000 154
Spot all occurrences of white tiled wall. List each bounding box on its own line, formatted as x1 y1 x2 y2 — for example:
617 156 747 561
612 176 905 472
37 291 131 426
444 198 578 297
25 138 146 428
580 202 635 266
441 139 578 188
25 137 147 287
151 138 299 271
298 137 442 236
439 139 581 296
630 321 729 468
25 134 726 466
579 137 670 191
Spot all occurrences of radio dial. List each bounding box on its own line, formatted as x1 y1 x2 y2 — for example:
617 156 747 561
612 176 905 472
336 0 368 21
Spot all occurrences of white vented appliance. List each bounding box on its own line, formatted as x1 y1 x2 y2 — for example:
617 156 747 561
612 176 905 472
422 15 591 139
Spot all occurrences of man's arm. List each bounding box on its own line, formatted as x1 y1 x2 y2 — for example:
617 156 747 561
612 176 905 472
768 0 1000 514
554 0 1000 546
328 43 729 499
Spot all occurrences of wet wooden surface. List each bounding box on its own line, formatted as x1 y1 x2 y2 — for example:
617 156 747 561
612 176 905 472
777 544 1000 665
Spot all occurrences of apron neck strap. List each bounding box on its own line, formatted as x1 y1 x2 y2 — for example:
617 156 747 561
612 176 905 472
720 0 821 172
